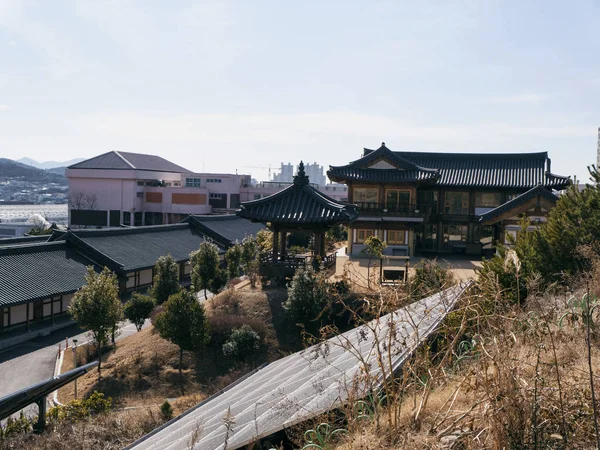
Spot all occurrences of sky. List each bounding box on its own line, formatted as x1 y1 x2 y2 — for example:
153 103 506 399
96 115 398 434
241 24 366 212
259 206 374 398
0 0 598 183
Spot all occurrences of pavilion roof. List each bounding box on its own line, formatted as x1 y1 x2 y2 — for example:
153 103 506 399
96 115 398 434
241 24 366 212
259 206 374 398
237 162 358 226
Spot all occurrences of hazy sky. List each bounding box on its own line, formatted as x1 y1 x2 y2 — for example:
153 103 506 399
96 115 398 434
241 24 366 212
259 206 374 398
0 1 598 182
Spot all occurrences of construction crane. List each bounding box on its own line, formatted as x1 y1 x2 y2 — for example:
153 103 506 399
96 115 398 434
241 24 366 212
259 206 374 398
239 164 281 180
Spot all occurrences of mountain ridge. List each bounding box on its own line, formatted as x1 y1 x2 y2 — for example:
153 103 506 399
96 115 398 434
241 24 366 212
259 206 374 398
17 157 84 170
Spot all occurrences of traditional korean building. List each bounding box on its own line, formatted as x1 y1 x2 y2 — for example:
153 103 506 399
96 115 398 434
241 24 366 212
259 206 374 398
238 162 358 280
327 143 570 257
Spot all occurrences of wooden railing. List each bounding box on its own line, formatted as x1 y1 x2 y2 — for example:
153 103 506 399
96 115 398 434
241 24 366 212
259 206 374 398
259 252 337 278
355 202 437 217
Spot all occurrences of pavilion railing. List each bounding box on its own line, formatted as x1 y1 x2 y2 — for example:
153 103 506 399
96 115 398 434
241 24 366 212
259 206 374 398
259 252 337 276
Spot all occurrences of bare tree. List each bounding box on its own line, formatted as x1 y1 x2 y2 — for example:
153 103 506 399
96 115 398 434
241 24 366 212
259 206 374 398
69 191 86 210
85 193 99 210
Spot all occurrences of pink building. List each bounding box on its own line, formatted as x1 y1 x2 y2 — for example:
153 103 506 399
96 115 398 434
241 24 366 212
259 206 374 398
66 151 343 227
66 151 217 227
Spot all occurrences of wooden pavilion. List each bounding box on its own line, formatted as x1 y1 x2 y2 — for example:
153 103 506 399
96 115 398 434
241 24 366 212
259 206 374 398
237 162 358 280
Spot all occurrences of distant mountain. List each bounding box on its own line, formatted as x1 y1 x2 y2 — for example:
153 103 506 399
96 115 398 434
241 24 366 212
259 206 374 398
46 166 67 176
0 158 66 183
17 157 85 170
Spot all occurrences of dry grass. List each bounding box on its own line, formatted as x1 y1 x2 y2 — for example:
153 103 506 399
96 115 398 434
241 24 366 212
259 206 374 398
57 286 295 408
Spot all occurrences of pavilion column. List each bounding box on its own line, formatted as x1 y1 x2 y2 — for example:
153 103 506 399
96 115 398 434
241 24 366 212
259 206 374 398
26 302 30 332
279 231 287 260
272 227 280 261
319 230 326 259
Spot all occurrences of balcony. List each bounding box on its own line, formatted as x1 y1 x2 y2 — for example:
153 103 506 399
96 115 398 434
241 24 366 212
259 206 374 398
355 202 437 218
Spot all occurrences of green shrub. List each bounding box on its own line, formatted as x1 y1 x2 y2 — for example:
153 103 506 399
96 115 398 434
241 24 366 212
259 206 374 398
0 412 34 438
47 391 112 424
160 400 173 421
222 325 262 360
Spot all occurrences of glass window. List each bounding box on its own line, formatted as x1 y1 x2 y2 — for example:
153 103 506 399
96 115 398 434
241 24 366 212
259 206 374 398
185 178 202 188
475 192 501 207
136 181 144 186
354 188 378 205
355 229 374 243
444 192 469 214
418 224 438 250
385 189 411 209
387 230 405 245
136 192 143 198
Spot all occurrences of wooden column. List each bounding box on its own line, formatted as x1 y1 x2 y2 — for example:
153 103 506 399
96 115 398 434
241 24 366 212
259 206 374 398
279 231 287 259
272 227 279 261
26 302 30 332
51 297 55 325
0 307 3 333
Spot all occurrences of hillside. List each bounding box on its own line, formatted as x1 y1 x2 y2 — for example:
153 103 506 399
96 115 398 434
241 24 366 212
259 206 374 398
0 158 66 184
16 157 84 170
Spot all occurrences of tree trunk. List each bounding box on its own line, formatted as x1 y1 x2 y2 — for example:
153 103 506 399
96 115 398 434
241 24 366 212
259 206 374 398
204 286 207 299
98 344 102 378
179 348 185 396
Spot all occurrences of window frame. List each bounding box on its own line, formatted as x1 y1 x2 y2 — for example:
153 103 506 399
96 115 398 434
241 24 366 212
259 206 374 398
355 229 375 244
386 230 405 245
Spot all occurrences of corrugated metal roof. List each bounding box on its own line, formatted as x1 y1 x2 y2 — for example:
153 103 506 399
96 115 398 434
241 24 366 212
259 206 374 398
0 242 96 308
186 215 266 247
479 185 559 224
63 224 219 272
237 166 358 226
68 151 191 173
328 144 570 189
126 284 470 450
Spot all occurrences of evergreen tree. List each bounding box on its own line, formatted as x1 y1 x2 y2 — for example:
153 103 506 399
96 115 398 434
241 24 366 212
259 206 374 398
69 267 124 377
284 265 330 334
363 235 387 288
154 290 210 392
124 293 155 331
225 244 243 281
190 241 221 299
149 254 181 304
241 236 259 287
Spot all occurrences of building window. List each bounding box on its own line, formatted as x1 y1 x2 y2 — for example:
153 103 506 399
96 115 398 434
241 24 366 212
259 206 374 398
387 230 405 245
353 188 378 205
385 189 411 210
206 178 222 183
185 178 202 188
136 192 143 198
123 211 131 225
173 182 181 187
475 192 501 207
355 229 374 243
136 181 145 186
444 192 469 214
253 194 262 200
210 193 224 199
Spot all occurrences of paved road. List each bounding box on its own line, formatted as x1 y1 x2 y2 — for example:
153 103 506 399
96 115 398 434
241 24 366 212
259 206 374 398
0 320 144 419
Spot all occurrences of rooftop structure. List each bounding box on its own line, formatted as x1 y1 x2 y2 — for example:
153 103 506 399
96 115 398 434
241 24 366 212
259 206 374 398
186 215 266 248
68 151 191 173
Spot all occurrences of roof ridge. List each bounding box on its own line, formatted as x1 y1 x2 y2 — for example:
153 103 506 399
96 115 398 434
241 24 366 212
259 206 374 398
113 151 136 169
72 223 190 237
0 240 66 255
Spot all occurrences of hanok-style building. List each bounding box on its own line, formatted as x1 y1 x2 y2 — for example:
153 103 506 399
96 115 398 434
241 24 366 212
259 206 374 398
327 143 570 257
238 162 358 279
0 216 264 337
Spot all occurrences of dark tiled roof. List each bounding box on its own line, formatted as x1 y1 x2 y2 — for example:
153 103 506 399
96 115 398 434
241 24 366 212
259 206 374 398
479 185 559 224
0 235 50 247
238 163 358 226
61 224 219 272
328 143 570 189
328 143 439 185
186 215 266 247
0 242 96 308
68 151 191 173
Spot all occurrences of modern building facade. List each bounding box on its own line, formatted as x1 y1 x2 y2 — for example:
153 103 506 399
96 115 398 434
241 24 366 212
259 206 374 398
66 151 252 227
327 143 571 257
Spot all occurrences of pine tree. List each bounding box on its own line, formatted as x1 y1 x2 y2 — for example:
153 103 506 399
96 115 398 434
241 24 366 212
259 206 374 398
149 254 180 304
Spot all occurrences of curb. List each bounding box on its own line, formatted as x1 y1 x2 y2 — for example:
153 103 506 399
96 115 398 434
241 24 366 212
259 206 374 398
50 345 65 407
